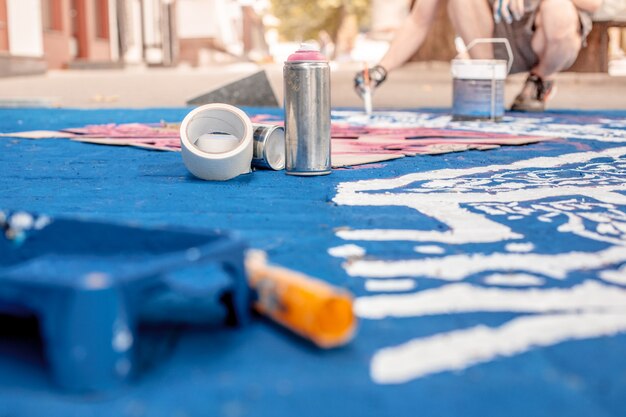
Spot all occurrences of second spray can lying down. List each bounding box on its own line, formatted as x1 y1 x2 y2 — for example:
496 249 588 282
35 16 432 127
283 43 331 176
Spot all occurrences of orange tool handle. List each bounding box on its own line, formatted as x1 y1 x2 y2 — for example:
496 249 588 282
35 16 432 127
245 251 356 348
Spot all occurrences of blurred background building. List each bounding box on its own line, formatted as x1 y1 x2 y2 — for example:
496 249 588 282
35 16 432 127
0 0 624 77
0 0 407 77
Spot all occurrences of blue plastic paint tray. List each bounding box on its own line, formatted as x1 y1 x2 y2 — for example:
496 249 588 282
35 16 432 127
0 211 251 393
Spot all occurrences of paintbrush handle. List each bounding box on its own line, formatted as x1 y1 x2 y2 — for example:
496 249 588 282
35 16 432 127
363 88 373 115
246 251 356 348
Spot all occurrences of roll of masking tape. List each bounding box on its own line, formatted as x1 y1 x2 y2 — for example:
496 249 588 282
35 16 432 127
180 104 254 181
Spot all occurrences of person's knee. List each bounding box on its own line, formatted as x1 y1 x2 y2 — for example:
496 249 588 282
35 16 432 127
538 0 580 42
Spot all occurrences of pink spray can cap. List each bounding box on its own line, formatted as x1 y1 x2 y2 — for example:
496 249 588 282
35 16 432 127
286 43 328 62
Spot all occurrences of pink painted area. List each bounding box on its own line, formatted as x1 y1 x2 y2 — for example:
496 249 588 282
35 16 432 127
287 44 327 62
328 124 549 159
63 123 179 139
11 118 554 166
60 122 181 151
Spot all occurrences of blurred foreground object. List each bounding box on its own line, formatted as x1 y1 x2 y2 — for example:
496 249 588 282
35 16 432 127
246 250 357 349
0 211 250 393
0 210 356 394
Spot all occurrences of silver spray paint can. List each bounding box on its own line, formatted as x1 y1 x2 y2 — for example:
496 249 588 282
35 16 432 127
283 43 331 176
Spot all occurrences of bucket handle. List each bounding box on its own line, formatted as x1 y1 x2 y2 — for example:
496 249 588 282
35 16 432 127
463 38 514 74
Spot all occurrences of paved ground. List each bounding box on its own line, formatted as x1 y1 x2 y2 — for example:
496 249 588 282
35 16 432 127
0 62 625 110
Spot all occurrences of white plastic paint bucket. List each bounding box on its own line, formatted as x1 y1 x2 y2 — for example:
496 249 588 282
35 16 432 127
452 59 507 121
451 38 513 121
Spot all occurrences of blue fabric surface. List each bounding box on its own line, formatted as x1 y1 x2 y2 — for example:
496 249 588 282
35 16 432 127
1 108 626 417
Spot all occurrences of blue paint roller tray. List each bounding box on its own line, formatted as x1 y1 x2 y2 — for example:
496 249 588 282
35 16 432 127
0 211 251 393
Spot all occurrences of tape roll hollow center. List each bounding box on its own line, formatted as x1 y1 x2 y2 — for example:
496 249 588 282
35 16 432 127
187 110 245 153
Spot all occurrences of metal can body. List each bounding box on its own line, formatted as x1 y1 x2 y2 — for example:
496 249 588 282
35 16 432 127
283 61 331 176
252 123 286 170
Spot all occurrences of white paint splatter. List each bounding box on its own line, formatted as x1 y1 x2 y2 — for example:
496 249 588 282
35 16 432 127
370 312 626 384
365 279 416 292
112 327 133 352
600 265 626 285
505 242 535 253
346 246 626 280
328 244 366 258
414 245 445 255
9 211 34 230
33 215 51 230
483 273 545 286
355 281 626 319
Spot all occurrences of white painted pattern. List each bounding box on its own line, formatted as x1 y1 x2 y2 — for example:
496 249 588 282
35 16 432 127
365 279 417 292
355 281 626 319
414 245 446 254
332 146 626 384
334 147 626 194
600 265 626 285
504 243 535 253
328 244 366 258
483 273 545 286
371 312 626 384
335 148 626 245
346 246 626 280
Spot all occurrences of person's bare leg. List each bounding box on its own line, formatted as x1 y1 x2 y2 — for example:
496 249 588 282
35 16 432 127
511 0 582 111
531 0 582 79
448 0 494 58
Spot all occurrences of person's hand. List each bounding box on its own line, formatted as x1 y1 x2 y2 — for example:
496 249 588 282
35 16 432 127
493 0 525 24
354 65 388 97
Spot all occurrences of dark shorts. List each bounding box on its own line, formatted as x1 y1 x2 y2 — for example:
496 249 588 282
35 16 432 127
488 0 593 74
